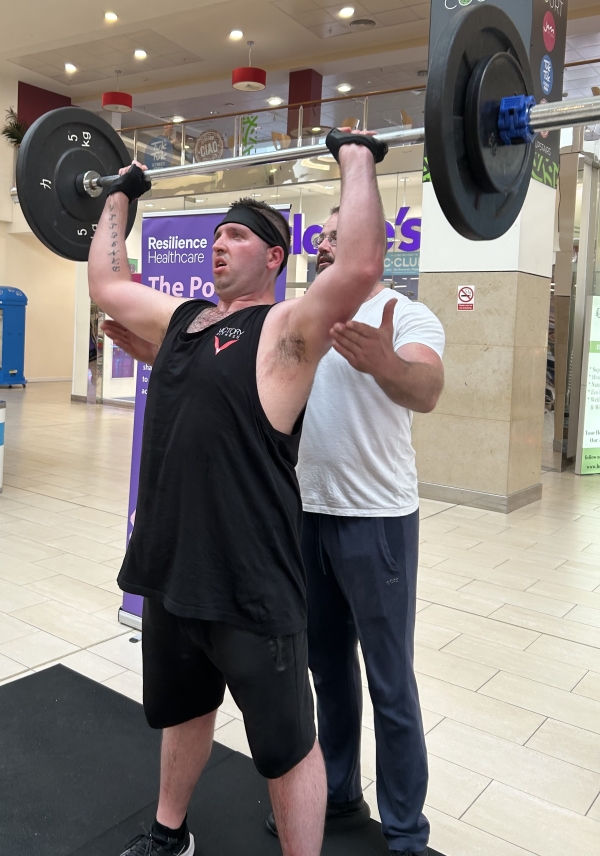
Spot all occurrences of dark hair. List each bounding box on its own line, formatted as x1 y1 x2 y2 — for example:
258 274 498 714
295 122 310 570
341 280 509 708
330 205 340 215
231 197 291 250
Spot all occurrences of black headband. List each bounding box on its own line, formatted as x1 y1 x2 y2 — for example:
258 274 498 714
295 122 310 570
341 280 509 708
216 206 289 274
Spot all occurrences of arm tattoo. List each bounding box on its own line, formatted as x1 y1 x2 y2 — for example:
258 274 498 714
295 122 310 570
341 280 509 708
107 202 122 273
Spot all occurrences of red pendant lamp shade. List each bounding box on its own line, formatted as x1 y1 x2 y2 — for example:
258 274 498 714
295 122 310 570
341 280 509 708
102 91 133 112
232 66 266 91
232 41 266 91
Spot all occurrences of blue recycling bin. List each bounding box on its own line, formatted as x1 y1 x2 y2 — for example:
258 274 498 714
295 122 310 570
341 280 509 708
0 287 27 387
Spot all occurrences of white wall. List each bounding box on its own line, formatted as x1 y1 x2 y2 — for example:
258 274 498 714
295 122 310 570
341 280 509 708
0 72 77 383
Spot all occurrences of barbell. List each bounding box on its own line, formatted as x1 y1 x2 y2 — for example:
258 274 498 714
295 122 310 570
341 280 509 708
13 4 600 261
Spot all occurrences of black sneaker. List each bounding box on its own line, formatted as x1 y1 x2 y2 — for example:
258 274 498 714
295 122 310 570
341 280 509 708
119 828 194 855
266 794 370 836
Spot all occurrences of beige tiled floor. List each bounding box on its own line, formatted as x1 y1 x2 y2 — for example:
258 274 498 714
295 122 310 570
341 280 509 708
1 383 600 855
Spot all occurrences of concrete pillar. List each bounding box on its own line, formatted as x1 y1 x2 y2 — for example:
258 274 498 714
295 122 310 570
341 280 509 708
413 179 556 513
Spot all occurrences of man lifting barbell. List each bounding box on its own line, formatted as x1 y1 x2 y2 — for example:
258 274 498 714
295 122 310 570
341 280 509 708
86 127 388 856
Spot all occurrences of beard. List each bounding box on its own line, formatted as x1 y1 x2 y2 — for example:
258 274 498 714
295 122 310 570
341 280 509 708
316 252 335 274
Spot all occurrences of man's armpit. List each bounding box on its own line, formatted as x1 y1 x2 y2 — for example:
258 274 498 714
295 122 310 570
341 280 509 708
276 332 308 365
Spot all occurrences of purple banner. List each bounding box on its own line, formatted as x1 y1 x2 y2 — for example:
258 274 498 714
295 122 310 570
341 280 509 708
122 209 289 620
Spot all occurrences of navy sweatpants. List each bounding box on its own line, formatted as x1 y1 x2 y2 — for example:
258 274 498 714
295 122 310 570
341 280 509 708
303 511 429 854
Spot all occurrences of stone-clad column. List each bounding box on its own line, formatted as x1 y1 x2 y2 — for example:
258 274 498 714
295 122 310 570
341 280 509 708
413 180 556 513
412 0 568 513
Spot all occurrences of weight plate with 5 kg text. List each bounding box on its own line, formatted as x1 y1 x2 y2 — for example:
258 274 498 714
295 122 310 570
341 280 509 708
16 107 137 262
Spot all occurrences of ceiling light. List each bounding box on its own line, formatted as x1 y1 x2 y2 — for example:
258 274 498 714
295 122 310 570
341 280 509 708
145 203 154 208
337 83 352 93
65 63 77 73
230 30 244 40
269 167 278 173
324 185 334 189
104 12 118 22
268 97 283 107
134 49 147 60
311 126 322 133
195 198 205 203
339 6 355 17
172 115 184 123
252 193 262 198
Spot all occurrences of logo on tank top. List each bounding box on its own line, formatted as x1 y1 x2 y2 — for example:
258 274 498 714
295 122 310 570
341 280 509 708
214 326 245 355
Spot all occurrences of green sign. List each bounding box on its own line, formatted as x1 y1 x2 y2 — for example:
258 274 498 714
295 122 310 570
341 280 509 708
580 297 600 474
385 251 420 275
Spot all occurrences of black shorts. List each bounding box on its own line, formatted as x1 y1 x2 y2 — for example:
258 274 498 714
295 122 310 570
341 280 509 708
141 598 316 779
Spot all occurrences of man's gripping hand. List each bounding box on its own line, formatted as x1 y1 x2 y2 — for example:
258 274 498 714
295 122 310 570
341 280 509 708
106 160 151 203
326 127 388 164
330 298 398 375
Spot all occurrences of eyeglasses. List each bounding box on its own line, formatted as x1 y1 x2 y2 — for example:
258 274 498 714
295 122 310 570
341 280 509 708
311 230 337 249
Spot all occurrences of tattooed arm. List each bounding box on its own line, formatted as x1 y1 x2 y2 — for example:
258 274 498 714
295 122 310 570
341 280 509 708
88 166 185 345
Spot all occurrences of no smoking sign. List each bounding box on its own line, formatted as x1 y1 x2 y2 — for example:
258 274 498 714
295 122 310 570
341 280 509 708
457 285 475 311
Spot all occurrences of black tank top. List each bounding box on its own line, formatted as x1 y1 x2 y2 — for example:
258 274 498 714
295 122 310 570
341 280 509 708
118 299 306 635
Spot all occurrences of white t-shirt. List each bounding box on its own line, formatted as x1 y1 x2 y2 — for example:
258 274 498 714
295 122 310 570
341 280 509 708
297 289 445 517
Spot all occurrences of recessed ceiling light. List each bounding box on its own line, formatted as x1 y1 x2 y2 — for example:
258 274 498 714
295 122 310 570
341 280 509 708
161 207 166 210
195 198 205 203
252 194 262 198
268 97 283 107
134 49 147 60
311 126 322 133
324 185 334 189
337 83 352 93
145 203 154 208
104 12 118 22
230 30 244 40
339 6 355 18
65 63 77 73
172 115 184 123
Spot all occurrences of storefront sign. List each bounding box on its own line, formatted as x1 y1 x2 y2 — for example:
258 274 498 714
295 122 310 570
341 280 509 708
144 135 174 170
290 207 421 256
385 251 420 275
578 297 600 474
122 210 289 621
194 130 225 162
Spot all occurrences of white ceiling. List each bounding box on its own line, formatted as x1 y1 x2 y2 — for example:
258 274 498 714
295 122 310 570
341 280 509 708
2 0 600 128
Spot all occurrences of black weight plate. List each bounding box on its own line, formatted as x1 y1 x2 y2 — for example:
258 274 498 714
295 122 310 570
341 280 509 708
465 51 532 195
16 107 137 262
425 5 535 241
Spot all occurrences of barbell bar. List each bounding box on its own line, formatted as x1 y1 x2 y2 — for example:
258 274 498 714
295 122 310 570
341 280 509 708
83 93 600 192
13 4 600 260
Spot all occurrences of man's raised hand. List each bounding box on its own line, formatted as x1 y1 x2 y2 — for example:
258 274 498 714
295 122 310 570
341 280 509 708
329 298 398 375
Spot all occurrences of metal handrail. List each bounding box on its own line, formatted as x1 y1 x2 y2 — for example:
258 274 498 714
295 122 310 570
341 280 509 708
117 84 427 134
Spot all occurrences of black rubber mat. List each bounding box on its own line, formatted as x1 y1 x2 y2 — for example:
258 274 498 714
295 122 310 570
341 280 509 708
0 666 445 856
